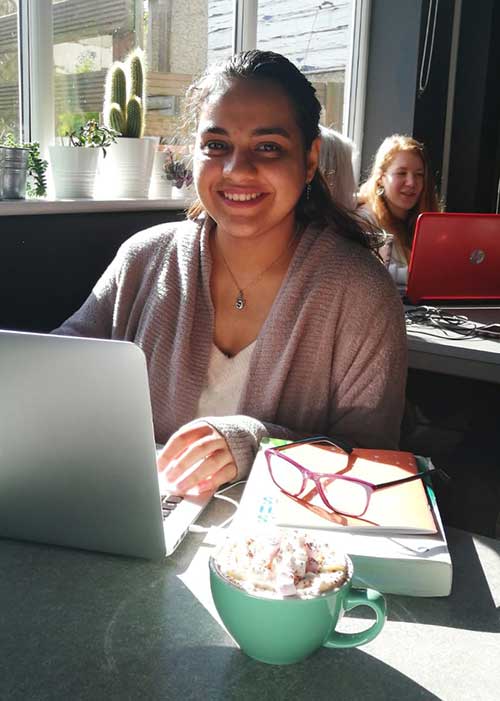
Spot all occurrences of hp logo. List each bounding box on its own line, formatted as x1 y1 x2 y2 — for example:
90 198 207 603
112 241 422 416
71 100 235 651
469 249 486 264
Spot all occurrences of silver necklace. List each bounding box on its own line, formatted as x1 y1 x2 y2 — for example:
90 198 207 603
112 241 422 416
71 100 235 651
217 230 298 311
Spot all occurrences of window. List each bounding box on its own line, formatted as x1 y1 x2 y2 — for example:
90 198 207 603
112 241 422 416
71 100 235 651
0 0 20 140
256 0 351 132
51 0 233 144
3 0 369 197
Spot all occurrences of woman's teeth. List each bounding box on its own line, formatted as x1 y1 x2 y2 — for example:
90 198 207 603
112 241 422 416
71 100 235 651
223 192 262 201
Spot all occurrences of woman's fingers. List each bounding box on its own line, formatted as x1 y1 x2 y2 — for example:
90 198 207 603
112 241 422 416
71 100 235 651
157 421 237 494
161 430 227 482
158 422 211 470
174 444 230 492
196 462 238 494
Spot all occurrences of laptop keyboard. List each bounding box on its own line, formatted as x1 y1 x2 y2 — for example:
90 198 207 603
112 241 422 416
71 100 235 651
161 494 184 519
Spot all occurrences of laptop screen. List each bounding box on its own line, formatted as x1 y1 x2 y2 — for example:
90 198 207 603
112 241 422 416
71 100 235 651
405 212 500 305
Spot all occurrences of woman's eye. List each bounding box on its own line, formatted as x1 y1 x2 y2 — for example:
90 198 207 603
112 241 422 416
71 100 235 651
203 141 226 152
256 143 281 153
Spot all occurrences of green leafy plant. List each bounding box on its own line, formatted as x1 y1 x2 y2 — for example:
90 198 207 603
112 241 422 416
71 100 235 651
65 119 118 158
163 148 193 189
103 48 146 138
0 132 48 197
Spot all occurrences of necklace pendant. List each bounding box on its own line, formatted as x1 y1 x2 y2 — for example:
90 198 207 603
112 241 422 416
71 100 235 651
235 291 245 311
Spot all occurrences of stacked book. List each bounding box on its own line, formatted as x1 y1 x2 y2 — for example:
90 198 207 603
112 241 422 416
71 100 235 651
232 439 452 597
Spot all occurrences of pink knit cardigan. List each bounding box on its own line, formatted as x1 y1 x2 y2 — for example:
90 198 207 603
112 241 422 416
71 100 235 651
54 218 408 479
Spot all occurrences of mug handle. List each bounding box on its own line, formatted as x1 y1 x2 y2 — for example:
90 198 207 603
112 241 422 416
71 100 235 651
323 588 387 649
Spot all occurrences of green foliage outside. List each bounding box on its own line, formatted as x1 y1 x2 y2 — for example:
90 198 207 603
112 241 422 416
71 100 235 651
75 50 98 75
0 50 20 140
56 111 100 138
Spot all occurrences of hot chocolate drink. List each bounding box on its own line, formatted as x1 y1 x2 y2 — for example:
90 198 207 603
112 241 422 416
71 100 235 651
213 529 349 599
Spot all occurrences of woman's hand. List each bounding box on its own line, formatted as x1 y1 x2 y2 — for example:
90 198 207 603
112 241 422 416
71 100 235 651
157 421 237 495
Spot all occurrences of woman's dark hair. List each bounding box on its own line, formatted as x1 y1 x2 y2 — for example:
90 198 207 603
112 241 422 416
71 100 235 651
185 50 371 250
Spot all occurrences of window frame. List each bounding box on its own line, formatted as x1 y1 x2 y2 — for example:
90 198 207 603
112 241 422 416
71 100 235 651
344 0 371 184
19 0 54 151
15 0 370 199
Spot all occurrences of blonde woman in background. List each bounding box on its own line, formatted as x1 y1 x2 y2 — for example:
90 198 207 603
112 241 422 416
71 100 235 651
358 134 441 291
318 125 358 210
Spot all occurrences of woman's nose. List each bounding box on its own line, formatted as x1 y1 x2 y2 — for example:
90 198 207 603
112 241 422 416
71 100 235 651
405 173 416 187
223 148 256 178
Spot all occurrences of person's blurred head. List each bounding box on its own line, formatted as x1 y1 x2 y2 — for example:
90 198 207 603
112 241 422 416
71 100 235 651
359 134 440 258
318 126 357 210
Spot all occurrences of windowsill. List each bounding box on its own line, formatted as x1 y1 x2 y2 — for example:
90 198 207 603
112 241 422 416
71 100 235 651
0 197 190 216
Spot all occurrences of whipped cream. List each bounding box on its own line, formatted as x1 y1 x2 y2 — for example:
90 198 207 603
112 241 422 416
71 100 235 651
213 530 349 599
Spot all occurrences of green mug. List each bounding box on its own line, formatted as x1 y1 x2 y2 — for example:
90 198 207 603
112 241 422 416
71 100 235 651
209 554 386 665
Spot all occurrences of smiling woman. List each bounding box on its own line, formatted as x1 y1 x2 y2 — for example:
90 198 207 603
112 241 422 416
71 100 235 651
358 134 442 289
52 50 407 497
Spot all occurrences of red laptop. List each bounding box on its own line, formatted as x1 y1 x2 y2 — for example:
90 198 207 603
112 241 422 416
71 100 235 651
406 212 500 304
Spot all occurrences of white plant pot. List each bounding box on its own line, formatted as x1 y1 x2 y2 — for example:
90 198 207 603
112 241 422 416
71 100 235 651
49 145 100 199
148 149 173 199
171 183 195 201
97 137 157 199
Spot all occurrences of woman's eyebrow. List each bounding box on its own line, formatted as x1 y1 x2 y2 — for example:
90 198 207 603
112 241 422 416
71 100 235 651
199 125 291 138
199 125 227 136
252 127 291 138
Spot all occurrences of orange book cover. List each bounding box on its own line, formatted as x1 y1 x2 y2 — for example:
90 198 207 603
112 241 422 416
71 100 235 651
272 443 437 535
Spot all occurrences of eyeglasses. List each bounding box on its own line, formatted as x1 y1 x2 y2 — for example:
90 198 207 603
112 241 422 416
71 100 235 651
264 437 435 518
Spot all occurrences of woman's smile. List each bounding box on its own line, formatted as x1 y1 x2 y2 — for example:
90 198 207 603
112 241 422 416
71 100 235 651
218 190 269 205
399 190 418 201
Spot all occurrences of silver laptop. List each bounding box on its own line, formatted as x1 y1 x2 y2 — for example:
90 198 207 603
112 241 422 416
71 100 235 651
0 330 212 559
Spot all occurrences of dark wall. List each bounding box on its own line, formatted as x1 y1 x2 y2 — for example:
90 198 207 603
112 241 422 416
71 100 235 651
364 0 500 213
361 0 423 180
447 0 500 212
412 0 455 194
0 209 185 333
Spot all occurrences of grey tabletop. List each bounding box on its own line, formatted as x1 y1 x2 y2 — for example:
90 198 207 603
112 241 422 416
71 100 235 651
0 491 499 701
405 316 500 383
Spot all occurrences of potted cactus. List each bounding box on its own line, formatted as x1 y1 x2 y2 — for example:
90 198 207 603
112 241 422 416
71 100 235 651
99 48 158 198
49 120 118 199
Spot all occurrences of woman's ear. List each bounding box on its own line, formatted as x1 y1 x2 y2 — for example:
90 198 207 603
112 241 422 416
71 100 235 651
306 136 321 183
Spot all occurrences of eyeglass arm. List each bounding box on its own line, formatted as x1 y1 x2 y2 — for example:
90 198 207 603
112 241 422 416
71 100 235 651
299 435 354 454
372 467 435 491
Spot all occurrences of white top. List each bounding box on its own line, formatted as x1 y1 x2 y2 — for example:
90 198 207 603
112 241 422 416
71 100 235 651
386 240 408 290
195 341 256 418
357 203 408 292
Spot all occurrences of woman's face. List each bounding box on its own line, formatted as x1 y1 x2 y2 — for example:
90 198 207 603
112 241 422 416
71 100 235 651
193 78 319 241
380 150 424 219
